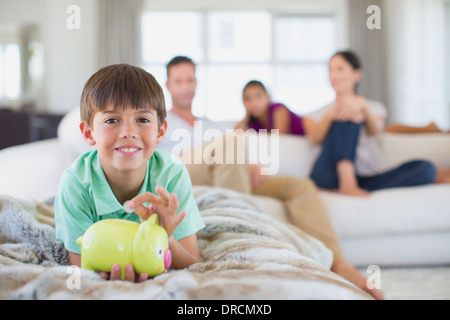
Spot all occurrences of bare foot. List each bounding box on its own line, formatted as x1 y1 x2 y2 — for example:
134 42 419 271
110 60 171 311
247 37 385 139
336 161 370 197
435 169 450 184
435 177 450 184
338 186 371 197
332 260 384 300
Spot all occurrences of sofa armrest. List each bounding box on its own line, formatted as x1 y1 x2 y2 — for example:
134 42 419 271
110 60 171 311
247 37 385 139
0 139 73 201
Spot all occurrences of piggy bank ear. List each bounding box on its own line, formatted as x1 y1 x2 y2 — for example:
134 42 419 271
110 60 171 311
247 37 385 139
135 223 146 240
147 214 159 225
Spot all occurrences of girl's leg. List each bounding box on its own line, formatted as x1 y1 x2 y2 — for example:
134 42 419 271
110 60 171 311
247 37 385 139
310 122 368 196
358 160 437 191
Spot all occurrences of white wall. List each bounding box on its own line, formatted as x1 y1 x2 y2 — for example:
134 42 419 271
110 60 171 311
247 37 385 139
0 0 100 114
0 0 44 25
43 0 99 114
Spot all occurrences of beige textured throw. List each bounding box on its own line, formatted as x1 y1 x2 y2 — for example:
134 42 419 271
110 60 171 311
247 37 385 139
0 187 370 300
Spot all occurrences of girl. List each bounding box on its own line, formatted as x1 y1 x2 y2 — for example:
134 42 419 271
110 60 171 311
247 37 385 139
235 80 305 135
303 51 437 197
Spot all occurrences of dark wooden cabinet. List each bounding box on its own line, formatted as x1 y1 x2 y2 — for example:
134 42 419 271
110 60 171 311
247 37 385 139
0 109 64 150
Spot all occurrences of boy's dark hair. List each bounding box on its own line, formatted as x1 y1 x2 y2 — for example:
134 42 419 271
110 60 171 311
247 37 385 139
166 56 196 77
80 64 166 127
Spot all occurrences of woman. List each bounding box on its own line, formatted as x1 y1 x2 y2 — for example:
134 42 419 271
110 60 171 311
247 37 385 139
304 51 437 197
235 80 305 135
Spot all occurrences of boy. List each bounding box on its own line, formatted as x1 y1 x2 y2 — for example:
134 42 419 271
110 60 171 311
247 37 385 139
54 64 204 282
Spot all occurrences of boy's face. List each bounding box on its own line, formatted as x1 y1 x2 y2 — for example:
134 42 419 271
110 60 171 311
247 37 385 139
80 104 167 175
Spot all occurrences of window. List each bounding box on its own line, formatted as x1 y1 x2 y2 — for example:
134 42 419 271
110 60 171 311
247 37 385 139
0 43 21 99
141 11 336 121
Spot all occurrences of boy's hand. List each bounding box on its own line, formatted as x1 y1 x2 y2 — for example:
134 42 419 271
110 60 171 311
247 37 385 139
128 185 186 237
98 263 149 283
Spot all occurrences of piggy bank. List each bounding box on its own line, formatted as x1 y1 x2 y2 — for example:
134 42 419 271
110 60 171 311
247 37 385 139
76 214 172 279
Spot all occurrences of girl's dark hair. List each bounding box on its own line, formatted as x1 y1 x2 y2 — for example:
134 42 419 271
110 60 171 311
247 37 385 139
242 80 270 125
243 80 268 95
332 50 362 70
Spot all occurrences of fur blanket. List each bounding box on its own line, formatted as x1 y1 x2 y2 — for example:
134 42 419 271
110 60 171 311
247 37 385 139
0 187 371 300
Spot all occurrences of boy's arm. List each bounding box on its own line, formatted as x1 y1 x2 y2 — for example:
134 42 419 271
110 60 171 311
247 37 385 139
68 252 81 267
169 234 201 269
129 184 204 269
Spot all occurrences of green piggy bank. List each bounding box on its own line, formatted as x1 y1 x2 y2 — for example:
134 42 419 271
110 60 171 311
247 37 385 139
76 214 172 280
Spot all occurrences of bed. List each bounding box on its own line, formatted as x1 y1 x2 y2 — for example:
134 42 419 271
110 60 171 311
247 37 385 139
0 186 370 300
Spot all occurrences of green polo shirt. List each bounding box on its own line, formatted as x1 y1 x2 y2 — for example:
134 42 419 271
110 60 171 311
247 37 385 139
54 149 204 254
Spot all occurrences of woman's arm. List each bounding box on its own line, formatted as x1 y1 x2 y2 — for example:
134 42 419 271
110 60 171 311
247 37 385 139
334 96 384 136
362 103 385 136
303 108 335 145
235 112 251 130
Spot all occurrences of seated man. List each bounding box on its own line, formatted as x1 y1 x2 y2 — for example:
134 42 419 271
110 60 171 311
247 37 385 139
158 56 383 299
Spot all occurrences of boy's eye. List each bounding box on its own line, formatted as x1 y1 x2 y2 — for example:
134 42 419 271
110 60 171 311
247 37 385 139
137 118 151 124
105 118 119 124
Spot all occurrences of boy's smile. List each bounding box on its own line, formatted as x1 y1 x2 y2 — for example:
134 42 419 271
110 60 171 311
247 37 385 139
115 145 143 157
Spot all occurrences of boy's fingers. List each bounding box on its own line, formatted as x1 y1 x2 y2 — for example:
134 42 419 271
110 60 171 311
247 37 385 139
176 210 186 225
97 271 109 280
170 194 179 211
124 264 135 282
129 192 160 208
134 205 151 221
110 263 121 281
138 273 149 283
155 185 171 206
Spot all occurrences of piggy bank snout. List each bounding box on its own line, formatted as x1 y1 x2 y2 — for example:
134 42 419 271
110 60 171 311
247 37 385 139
164 249 172 269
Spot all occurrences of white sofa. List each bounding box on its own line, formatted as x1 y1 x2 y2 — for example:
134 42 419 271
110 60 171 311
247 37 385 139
1 109 450 268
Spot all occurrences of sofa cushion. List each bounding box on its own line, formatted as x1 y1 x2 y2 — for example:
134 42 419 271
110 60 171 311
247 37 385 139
340 232 450 266
0 139 72 201
320 184 450 238
275 133 450 179
380 133 450 170
57 107 94 161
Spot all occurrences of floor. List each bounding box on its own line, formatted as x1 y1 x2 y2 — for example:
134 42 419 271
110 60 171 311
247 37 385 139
359 265 450 300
